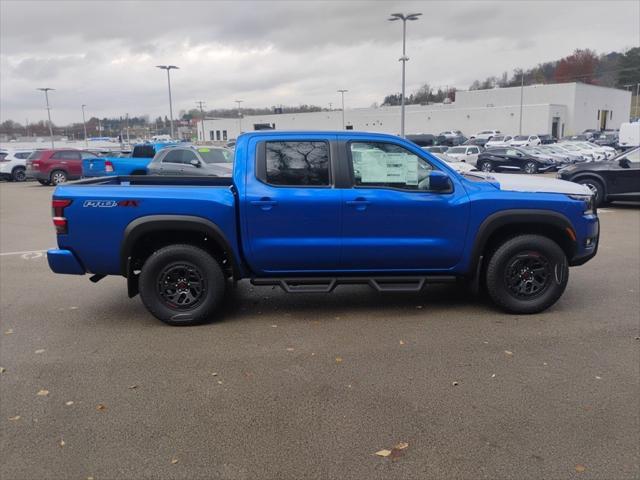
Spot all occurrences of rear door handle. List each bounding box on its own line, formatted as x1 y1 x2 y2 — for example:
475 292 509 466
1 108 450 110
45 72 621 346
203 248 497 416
346 198 370 210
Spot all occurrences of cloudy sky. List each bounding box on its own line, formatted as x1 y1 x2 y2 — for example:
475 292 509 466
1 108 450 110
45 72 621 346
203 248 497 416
1 0 638 124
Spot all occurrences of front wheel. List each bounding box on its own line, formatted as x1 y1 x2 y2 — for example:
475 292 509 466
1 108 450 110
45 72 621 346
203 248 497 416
576 178 605 207
479 161 493 172
485 235 568 314
138 244 226 325
523 161 538 174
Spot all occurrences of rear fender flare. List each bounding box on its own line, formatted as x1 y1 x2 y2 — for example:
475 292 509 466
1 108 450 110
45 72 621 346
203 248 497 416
120 215 239 278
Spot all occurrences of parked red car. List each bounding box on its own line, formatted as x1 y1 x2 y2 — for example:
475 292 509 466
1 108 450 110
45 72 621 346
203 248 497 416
26 149 98 185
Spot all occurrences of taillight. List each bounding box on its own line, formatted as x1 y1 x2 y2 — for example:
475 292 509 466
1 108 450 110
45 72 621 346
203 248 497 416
105 160 114 173
52 199 72 234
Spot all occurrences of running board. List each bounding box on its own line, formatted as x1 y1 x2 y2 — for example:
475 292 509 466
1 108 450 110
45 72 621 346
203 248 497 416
250 276 456 293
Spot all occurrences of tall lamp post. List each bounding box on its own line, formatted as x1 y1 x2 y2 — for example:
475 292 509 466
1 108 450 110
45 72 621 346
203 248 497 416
37 88 55 148
155 65 179 139
518 70 525 135
388 12 421 138
81 104 88 148
196 100 206 141
235 100 244 134
337 89 348 129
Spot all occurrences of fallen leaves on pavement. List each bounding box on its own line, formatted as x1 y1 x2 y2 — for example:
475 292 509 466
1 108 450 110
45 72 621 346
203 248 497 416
96 404 107 411
375 442 409 460
34 349 45 354
504 350 514 356
37 389 49 396
8 415 21 421
335 357 343 364
575 464 586 473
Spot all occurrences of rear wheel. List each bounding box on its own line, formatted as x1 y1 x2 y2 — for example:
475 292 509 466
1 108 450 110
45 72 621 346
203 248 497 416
576 178 605 207
139 244 226 326
11 167 26 182
485 234 568 314
523 161 538 174
479 161 493 172
50 170 67 185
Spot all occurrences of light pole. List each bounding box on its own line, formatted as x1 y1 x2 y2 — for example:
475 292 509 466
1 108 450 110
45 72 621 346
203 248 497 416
519 70 525 135
337 89 348 129
235 100 244 134
81 104 88 148
388 12 421 137
156 65 179 139
37 88 55 148
635 83 640 120
196 100 206 141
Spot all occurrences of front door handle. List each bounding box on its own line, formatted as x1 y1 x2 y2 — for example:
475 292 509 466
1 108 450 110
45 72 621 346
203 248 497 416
251 198 278 210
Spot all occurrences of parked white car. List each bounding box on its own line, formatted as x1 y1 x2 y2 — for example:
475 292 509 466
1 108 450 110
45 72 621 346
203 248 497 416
430 152 478 173
509 135 541 147
445 145 482 163
574 141 615 159
438 130 464 138
555 143 596 162
471 129 501 140
485 135 513 148
0 148 34 182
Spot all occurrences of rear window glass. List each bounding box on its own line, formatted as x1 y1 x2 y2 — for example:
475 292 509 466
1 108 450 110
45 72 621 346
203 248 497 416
265 141 330 186
132 145 156 158
27 151 44 160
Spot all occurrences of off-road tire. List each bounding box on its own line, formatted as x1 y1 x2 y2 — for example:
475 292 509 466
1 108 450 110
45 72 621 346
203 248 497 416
139 244 226 326
485 234 568 314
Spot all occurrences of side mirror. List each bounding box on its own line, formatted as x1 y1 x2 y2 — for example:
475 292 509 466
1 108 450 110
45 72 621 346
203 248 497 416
428 170 452 192
190 159 201 168
618 158 630 168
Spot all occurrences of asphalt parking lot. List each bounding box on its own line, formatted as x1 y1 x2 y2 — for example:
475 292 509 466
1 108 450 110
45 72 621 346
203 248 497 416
0 180 638 480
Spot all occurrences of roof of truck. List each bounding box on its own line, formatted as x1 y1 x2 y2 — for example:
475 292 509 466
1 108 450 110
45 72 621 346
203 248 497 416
239 130 403 139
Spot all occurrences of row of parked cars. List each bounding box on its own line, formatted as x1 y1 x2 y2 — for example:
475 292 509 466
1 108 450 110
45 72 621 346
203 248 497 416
0 143 234 185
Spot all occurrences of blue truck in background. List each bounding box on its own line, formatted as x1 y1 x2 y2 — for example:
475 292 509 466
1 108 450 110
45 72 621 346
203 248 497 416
48 131 599 325
82 142 176 177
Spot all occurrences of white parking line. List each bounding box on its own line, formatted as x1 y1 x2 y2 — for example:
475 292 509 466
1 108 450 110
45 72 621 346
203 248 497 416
0 249 47 257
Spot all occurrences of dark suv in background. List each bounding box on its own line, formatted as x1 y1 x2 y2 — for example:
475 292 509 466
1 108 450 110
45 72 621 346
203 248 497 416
476 147 555 174
26 149 98 185
558 147 640 206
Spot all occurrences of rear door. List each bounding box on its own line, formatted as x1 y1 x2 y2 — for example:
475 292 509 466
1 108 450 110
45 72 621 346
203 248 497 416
611 149 640 196
243 136 342 273
341 139 468 271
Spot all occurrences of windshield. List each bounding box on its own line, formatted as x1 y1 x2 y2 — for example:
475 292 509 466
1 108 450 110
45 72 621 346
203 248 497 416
198 148 233 164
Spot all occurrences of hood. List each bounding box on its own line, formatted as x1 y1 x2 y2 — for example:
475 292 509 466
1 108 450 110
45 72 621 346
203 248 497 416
477 173 591 195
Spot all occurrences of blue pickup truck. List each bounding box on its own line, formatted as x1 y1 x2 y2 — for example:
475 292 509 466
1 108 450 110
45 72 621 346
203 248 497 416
82 142 176 177
47 131 599 325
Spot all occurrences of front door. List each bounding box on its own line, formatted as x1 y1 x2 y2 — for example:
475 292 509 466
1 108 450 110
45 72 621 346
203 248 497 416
612 148 640 195
341 140 468 271
244 138 342 273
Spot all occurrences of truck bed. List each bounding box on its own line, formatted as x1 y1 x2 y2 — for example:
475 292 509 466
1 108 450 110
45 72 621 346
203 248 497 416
72 175 234 187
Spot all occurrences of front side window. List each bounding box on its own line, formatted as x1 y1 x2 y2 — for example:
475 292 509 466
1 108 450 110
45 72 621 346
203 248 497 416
15 152 31 159
198 148 232 164
350 142 433 191
181 150 199 164
265 141 329 186
506 149 522 157
162 150 184 164
469 147 479 154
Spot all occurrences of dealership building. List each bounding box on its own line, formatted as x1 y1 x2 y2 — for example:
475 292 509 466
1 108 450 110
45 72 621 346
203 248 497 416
199 82 632 141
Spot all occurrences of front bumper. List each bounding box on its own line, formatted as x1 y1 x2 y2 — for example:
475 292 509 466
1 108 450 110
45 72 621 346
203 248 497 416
47 249 86 275
569 216 599 266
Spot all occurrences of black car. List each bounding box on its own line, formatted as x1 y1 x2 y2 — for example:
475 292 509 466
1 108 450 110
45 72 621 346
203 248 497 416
464 137 488 147
537 134 557 145
592 133 619 149
406 134 437 147
436 135 468 147
476 147 555 174
557 147 640 206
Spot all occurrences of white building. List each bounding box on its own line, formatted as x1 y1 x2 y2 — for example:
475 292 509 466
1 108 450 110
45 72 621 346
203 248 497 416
200 83 632 141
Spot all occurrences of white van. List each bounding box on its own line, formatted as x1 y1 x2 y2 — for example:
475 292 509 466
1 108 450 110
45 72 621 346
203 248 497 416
618 122 640 148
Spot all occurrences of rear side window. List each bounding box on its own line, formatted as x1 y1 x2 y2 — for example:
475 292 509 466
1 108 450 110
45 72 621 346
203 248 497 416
52 151 81 160
27 151 44 160
133 145 156 158
162 150 185 164
0 153 7 160
15 152 31 159
264 141 330 186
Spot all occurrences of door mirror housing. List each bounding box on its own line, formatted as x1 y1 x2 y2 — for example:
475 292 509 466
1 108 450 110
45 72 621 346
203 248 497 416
618 157 630 168
190 159 201 168
428 170 452 192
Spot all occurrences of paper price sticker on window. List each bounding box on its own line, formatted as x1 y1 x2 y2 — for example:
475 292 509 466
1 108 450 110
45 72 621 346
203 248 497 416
356 150 419 185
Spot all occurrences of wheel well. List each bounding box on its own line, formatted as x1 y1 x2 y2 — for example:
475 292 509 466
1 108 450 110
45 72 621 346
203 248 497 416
130 170 146 175
482 223 576 264
572 174 606 194
11 165 25 172
128 229 235 279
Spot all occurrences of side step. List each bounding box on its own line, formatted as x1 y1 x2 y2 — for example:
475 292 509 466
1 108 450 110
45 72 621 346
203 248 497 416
250 276 456 293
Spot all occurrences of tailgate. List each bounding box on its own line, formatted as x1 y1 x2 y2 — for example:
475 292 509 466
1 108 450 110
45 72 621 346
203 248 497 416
82 158 107 177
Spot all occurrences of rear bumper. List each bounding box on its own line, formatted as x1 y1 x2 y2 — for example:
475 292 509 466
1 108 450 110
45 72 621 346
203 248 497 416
47 249 86 275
